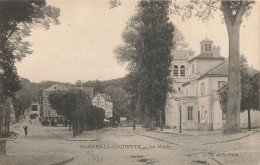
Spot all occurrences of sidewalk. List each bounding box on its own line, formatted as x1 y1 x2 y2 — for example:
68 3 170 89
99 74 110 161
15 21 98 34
135 127 260 146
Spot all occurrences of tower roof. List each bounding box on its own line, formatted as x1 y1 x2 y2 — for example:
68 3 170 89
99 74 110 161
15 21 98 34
200 37 213 44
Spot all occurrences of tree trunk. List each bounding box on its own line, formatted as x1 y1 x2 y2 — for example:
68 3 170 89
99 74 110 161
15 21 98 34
224 23 241 134
248 109 251 131
72 119 76 137
160 109 163 131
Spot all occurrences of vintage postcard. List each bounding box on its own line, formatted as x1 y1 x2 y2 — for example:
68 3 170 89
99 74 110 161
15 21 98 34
0 0 259 165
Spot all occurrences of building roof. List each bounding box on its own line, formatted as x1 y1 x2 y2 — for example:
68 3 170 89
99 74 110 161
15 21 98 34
44 84 94 98
93 92 112 102
171 50 190 60
44 83 69 91
197 60 228 80
200 38 213 43
188 52 225 62
182 61 228 87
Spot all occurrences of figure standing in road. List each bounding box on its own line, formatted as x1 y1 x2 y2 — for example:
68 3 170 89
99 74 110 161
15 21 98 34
23 126 28 137
133 123 136 131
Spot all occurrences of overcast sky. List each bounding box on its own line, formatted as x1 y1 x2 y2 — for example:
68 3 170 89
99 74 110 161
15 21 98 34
15 0 260 83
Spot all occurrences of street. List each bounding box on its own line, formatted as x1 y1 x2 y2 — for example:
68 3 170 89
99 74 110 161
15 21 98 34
4 115 260 165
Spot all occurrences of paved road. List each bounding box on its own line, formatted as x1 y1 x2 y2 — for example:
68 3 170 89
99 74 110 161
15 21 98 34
6 116 260 165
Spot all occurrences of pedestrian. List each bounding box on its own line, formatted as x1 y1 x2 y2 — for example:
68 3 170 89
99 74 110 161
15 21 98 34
133 123 136 130
23 126 28 137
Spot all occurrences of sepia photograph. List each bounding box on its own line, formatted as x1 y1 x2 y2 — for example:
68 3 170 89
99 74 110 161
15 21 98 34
0 0 259 164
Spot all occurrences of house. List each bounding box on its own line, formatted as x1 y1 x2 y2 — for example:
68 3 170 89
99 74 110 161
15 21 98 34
165 38 227 131
92 93 113 119
41 84 94 123
31 102 40 111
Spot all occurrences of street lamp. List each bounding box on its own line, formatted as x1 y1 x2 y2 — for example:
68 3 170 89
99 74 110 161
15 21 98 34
179 105 182 133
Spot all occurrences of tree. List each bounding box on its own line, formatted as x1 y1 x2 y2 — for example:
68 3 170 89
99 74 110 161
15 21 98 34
0 1 60 136
111 0 256 133
115 0 174 130
49 89 91 137
219 56 259 131
83 80 104 94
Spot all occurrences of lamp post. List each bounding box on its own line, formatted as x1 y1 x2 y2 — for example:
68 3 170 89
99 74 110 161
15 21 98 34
179 105 182 133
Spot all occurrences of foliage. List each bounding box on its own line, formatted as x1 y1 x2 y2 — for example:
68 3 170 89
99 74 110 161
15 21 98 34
82 80 104 94
249 73 259 111
219 56 258 113
114 0 174 128
86 106 105 130
103 86 129 121
0 1 60 135
49 89 91 121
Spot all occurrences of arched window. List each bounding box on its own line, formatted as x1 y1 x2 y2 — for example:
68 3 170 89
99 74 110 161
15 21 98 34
173 65 178 76
180 65 185 76
209 44 211 51
205 44 208 51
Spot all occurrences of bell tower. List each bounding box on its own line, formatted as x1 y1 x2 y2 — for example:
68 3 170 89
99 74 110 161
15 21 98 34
200 36 213 53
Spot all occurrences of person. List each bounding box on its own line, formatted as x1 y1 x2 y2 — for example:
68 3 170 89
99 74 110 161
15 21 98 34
133 123 136 130
23 126 28 137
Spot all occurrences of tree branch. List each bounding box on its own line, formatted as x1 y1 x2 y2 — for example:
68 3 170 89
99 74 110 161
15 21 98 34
222 1 234 26
235 1 247 24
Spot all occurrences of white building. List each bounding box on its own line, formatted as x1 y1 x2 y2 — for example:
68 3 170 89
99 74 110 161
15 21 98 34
166 38 227 131
92 93 113 119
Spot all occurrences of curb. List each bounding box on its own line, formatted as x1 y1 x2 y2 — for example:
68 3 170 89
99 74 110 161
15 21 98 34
6 133 19 141
50 157 74 165
52 129 108 141
155 130 196 137
202 130 260 145
134 132 180 146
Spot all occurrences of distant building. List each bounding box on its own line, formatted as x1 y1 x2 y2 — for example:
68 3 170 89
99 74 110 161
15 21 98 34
92 93 113 119
41 84 94 122
166 38 226 131
31 102 40 111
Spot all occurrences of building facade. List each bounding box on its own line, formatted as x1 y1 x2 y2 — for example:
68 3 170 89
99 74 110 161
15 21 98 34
92 93 113 119
166 38 227 131
41 84 94 122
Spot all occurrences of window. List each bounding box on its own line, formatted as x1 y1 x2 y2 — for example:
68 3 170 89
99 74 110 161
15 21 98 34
209 44 211 51
201 83 205 96
180 65 185 76
188 106 193 120
192 64 195 73
205 44 208 51
218 81 227 90
48 110 51 116
201 105 204 120
173 65 178 76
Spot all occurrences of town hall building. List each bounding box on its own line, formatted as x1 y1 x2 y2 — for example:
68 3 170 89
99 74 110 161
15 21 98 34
165 38 227 131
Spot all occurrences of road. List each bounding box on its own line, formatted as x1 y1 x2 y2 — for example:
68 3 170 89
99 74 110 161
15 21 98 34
6 115 260 165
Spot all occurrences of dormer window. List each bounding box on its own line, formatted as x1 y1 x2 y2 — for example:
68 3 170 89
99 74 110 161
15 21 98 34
205 44 208 51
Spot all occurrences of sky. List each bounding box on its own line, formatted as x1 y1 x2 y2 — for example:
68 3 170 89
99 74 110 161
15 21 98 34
15 0 260 83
